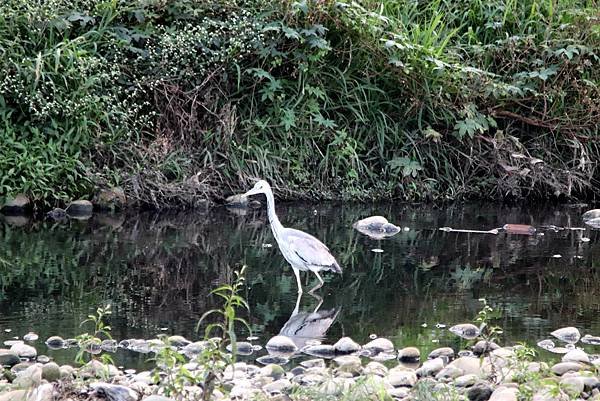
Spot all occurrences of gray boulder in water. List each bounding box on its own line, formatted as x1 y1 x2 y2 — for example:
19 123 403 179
551 327 581 344
353 216 401 239
582 209 600 221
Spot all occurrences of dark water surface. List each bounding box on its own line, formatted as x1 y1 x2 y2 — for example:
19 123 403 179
1 203 599 368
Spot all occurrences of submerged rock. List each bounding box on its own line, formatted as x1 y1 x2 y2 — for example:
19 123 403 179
266 335 298 353
256 355 289 366
581 334 600 345
551 327 581 344
226 341 254 356
23 332 39 342
449 324 481 340
353 216 401 239
303 344 336 358
1 194 30 215
363 337 394 354
333 337 361 354
66 199 94 217
0 349 20 367
582 209 600 221
537 339 555 351
428 347 455 361
398 347 420 362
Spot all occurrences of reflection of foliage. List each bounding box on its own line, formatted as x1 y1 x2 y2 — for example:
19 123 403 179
0 203 599 363
450 265 489 290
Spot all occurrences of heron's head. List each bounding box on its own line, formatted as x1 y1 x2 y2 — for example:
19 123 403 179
243 180 271 197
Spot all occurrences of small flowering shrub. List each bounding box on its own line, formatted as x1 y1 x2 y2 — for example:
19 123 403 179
0 0 598 205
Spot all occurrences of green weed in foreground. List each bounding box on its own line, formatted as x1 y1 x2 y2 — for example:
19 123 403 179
0 0 598 207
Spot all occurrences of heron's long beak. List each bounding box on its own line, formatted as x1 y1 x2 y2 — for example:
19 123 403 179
243 188 260 197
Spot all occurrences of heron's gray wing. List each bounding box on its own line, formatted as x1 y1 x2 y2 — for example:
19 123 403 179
284 228 342 273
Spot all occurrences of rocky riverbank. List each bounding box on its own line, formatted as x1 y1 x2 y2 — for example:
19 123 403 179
1 326 599 401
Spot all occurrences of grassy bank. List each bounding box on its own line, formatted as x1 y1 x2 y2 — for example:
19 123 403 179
0 0 599 208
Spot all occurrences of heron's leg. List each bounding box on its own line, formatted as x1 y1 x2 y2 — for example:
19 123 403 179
308 271 324 294
292 290 302 316
293 268 303 294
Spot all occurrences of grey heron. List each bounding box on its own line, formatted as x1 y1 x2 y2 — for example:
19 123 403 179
243 180 342 293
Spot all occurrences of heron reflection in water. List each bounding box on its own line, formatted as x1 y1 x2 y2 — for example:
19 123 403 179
278 293 339 350
243 180 342 294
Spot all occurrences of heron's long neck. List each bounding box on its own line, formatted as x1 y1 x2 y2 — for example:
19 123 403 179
265 188 284 239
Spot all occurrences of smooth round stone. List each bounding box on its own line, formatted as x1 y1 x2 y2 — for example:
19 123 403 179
300 358 326 369
333 337 361 354
100 339 118 352
489 386 518 401
0 350 21 367
182 341 207 356
468 381 494 401
262 379 292 394
64 338 78 348
551 327 581 344
23 333 38 342
45 336 65 349
259 363 286 380
428 347 455 361
388 387 410 399
562 349 590 364
369 351 397 362
560 376 585 396
387 371 417 387
333 355 362 373
226 341 254 356
363 361 388 376
36 355 50 364
4 340 23 347
537 339 555 351
265 336 297 353
455 374 479 387
363 338 394 354
398 347 420 362
90 383 138 401
581 335 600 345
582 209 600 221
59 365 75 379
66 200 93 217
167 335 190 347
447 357 482 376
10 343 36 359
11 362 33 374
41 362 60 382
551 362 583 375
290 366 306 376
435 365 463 380
303 344 336 358
13 364 42 389
416 357 445 377
449 324 480 340
256 355 289 366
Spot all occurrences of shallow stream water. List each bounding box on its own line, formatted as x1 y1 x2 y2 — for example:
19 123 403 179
1 203 599 368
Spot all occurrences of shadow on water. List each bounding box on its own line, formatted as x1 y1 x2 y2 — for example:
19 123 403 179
0 202 599 367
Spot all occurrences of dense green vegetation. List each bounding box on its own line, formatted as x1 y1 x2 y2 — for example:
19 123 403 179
0 0 598 207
